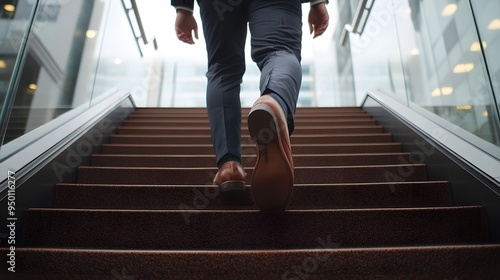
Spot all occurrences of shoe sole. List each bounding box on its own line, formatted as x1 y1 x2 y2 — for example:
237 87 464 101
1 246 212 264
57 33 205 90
219 181 246 193
248 104 294 211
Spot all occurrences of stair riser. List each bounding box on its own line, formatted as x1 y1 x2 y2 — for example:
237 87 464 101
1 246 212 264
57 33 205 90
90 153 412 167
116 126 385 135
76 165 427 185
109 134 393 145
54 182 452 210
23 207 486 249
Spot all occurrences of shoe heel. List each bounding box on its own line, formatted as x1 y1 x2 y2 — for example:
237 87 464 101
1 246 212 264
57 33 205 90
248 105 279 145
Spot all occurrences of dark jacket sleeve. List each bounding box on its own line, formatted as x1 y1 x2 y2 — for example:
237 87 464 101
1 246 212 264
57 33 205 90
171 0 194 10
170 0 327 11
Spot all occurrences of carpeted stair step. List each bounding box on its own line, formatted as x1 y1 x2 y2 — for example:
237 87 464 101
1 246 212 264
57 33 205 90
2 245 499 279
109 133 393 145
90 153 412 167
134 107 364 113
13 106 498 278
128 114 375 122
76 165 427 185
130 109 370 115
22 207 486 250
116 125 385 135
100 143 401 155
122 119 378 127
54 181 452 210
132 109 367 115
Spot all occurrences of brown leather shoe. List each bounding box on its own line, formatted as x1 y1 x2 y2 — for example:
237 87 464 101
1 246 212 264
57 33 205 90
248 95 294 211
213 161 246 192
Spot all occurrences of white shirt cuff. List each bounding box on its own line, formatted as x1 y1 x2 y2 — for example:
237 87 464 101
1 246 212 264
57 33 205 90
176 6 193 13
310 0 327 6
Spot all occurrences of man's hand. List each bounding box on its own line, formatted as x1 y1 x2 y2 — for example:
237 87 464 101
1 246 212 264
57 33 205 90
309 3 329 38
175 9 198 44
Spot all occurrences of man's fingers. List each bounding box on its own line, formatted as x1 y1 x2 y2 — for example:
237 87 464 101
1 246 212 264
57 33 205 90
312 17 329 38
176 28 196 44
177 32 194 44
194 27 199 40
309 22 314 35
314 24 327 38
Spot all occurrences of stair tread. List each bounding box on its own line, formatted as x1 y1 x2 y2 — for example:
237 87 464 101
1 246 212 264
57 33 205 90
8 243 500 253
100 142 402 148
3 245 499 279
90 152 412 167
57 181 450 187
111 133 391 138
79 164 425 170
119 125 382 129
92 152 411 157
109 134 394 144
28 205 478 212
116 126 385 135
100 143 402 155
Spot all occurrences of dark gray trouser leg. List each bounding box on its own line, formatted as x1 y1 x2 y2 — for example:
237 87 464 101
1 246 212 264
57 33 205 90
248 0 303 134
198 0 249 167
198 0 302 166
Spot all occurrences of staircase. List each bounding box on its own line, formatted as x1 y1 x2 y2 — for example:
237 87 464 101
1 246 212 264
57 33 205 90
3 107 500 279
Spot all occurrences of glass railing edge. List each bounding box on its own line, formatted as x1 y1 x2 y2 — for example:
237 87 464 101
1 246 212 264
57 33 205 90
0 90 133 192
363 90 500 183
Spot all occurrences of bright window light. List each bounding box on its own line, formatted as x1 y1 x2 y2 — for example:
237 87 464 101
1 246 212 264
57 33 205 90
432 87 454 97
488 19 500 30
86 30 97 39
470 41 487 52
441 4 458 16
456 105 472 110
432 88 442 97
453 63 475 73
3 4 15 12
441 87 454 95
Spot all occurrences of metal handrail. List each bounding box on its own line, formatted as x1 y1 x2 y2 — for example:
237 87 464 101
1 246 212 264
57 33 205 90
339 0 369 46
121 0 158 57
130 0 149 45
